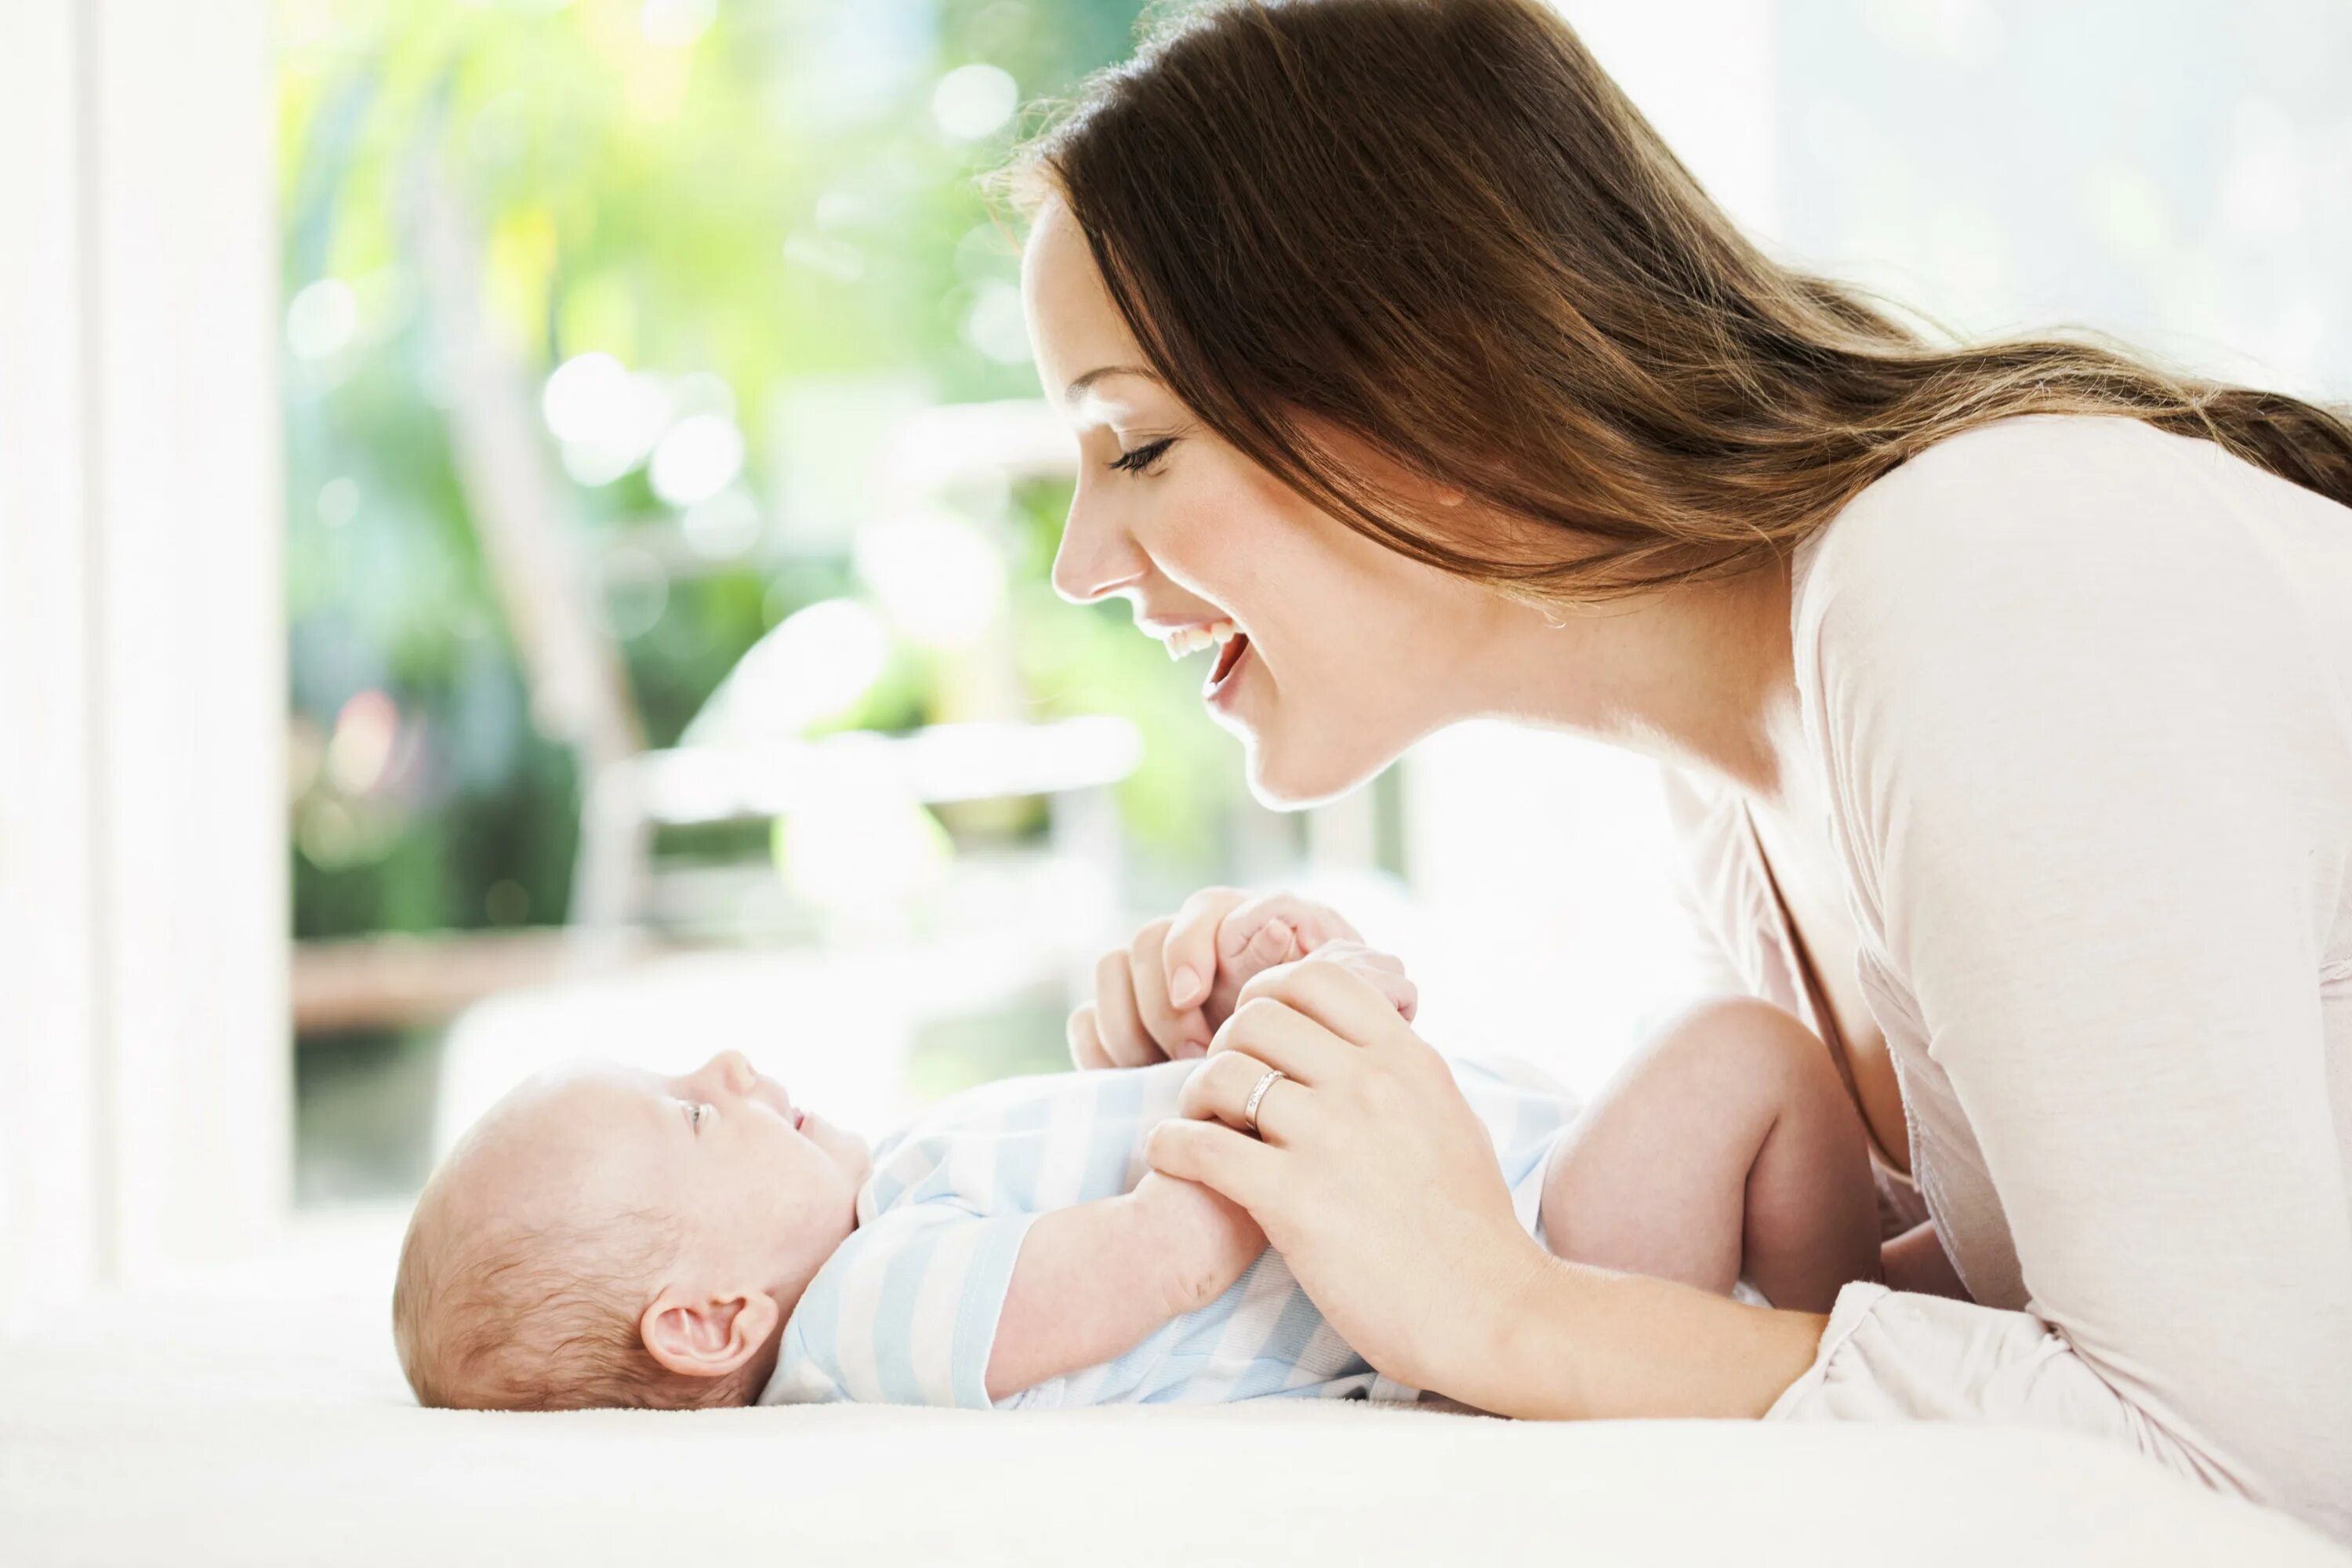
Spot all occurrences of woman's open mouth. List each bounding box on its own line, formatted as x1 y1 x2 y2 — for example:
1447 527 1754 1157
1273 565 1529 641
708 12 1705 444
1205 630 1251 703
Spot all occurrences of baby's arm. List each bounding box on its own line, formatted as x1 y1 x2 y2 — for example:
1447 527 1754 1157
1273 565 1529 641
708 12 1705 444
984 1170 1265 1402
989 938 1413 1399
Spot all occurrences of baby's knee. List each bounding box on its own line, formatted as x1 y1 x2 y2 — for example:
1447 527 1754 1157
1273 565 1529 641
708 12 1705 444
1650 995 1812 1068
1639 996 1842 1109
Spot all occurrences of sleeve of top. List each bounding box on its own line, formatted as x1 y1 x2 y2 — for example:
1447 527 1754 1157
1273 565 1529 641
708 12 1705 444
1766 422 2352 1535
768 1202 1040 1409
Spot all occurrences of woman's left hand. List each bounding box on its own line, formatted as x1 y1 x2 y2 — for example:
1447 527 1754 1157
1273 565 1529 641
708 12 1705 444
1144 951 1551 1397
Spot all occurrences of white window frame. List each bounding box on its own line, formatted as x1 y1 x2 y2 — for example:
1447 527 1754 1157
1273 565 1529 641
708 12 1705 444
0 0 286 1323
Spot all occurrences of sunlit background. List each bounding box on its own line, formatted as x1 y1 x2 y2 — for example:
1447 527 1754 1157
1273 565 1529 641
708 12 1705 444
11 2 2340 1298
273 0 2352 1218
276 0 1417 1209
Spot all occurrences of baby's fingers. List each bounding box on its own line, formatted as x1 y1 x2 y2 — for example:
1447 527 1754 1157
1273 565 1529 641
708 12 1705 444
1259 938 1420 1022
1201 918 1305 1024
1330 941 1417 1021
1234 917 1304 977
1217 895 1362 962
1339 957 1419 1022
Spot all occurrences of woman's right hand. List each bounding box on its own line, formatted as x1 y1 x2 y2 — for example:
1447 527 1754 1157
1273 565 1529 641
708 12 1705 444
1066 887 1415 1067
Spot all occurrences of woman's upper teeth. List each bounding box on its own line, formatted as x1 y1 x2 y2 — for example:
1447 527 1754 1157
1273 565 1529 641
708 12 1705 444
1162 619 1239 660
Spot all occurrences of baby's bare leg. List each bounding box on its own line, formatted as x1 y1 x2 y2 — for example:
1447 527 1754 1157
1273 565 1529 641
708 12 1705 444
1537 997 1881 1313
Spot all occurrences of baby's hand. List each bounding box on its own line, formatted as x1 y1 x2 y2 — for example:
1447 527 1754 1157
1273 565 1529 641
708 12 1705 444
1069 890 1416 1070
1236 935 1419 1025
1205 913 1418 1029
1131 1168 1269 1317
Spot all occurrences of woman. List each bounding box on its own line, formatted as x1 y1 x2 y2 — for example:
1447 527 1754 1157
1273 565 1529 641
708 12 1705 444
1002 0 2352 1540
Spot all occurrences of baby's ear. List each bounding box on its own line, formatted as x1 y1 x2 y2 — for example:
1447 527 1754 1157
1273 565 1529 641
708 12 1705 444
640 1288 782 1381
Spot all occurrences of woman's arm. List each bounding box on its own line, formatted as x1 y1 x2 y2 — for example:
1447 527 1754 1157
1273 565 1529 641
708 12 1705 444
1479 1252 1831 1421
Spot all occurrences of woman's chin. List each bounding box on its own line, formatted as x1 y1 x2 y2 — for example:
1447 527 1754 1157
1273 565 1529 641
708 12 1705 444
1243 731 1391 811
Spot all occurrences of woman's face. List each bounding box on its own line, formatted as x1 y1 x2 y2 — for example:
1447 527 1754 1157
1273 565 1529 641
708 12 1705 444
1019 195 1511 807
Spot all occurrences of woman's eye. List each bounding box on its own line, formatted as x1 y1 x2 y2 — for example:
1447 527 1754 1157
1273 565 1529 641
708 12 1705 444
1109 437 1175 476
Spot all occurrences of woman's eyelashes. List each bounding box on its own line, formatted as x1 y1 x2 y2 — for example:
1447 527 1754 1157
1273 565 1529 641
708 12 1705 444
1109 436 1175 475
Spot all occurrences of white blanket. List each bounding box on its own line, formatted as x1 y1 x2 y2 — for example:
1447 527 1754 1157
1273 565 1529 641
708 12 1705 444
2 1244 2342 1566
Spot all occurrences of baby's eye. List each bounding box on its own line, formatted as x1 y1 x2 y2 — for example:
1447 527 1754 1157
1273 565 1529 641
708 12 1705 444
683 1101 710 1132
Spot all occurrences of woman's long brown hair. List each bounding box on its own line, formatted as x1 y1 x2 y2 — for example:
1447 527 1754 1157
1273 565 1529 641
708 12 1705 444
996 0 2352 602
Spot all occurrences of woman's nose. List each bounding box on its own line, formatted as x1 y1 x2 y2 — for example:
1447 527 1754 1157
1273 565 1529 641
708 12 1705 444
1050 495 1149 605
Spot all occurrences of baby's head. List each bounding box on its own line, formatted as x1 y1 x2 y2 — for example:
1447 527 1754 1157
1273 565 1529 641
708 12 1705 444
394 1049 869 1410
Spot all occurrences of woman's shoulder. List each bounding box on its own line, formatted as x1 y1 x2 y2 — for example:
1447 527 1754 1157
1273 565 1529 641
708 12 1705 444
1796 413 2204 618
1791 411 2352 795
1791 411 2347 677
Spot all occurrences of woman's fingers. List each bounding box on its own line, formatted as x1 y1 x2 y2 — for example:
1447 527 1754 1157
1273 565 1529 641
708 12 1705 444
1217 893 1363 957
1205 995 1357 1089
1232 953 1419 1048
1308 939 1419 1022
1144 1116 1283 1214
1161 887 1375 1029
1176 1047 1318 1143
1160 886 1255 1011
1183 1006 1535 1397
1065 1003 1114 1071
1091 947 1165 1067
1128 916 1208 1057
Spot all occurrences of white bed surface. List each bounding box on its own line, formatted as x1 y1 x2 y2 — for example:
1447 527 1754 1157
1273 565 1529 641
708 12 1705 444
3 1224 2343 1567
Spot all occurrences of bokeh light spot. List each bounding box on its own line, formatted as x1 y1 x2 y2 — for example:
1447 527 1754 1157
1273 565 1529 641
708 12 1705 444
931 63 1018 140
286 278 358 360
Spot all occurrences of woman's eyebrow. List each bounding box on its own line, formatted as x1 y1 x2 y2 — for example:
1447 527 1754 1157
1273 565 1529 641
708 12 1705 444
1065 364 1162 403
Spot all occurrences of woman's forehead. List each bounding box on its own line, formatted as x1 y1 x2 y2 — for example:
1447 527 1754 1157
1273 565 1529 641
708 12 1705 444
1022 198 1141 385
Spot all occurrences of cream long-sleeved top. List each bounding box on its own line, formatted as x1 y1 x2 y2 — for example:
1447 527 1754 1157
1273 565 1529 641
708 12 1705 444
1664 412 2352 1542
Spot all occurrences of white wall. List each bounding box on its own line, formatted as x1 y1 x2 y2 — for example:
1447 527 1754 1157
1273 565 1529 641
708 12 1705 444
0 0 286 1323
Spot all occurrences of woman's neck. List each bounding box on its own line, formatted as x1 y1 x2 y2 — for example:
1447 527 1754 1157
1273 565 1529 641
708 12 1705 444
1470 557 1804 808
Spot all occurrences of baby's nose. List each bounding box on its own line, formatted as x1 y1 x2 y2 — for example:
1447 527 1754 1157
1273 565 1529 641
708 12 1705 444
712 1050 757 1093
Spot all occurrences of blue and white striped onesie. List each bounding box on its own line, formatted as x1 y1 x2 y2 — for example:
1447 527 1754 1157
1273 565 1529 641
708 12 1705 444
758 1051 1578 1410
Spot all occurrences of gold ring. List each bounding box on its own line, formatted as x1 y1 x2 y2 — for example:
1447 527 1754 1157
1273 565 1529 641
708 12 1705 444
1242 1068 1288 1137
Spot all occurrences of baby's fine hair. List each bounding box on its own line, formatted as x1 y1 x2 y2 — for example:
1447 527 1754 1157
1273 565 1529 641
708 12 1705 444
391 1202 749 1411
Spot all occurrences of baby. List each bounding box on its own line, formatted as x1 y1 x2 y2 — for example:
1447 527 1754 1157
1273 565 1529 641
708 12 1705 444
394 921 1886 1413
